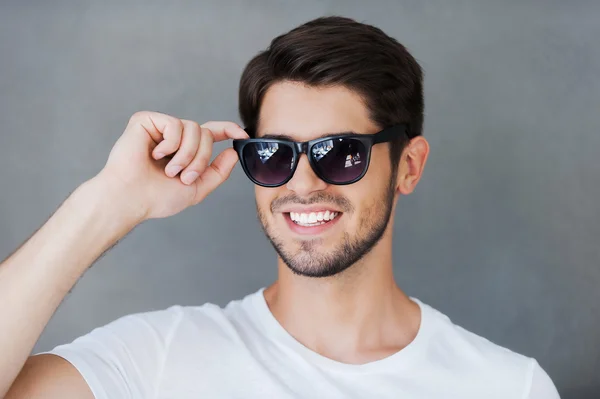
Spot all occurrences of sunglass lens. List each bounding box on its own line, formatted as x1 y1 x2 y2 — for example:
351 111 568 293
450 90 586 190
243 142 294 186
311 138 367 183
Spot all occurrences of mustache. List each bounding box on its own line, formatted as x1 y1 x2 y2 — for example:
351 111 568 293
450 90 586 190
270 192 354 213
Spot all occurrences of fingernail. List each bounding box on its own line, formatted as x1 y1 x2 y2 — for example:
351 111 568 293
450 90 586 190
182 171 199 185
166 165 183 177
154 152 165 160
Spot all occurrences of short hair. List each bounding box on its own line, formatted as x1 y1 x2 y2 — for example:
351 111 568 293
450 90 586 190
238 16 424 167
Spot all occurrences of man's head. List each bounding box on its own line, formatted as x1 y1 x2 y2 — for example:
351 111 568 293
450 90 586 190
237 16 428 278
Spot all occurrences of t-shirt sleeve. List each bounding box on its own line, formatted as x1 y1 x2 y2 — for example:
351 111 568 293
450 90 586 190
38 305 184 399
526 359 561 399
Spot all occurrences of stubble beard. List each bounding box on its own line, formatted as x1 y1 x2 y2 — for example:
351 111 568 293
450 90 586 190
257 182 396 278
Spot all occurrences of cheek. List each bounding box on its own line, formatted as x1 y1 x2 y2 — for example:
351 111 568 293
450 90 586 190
343 146 392 196
342 150 393 227
255 186 272 214
366 145 393 179
255 186 285 218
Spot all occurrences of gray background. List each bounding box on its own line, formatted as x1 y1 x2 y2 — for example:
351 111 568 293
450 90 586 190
0 0 598 397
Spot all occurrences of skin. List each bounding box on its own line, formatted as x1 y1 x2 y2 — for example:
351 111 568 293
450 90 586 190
2 82 429 397
258 82 430 364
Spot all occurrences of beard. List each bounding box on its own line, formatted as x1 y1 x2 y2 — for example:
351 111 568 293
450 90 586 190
257 182 396 278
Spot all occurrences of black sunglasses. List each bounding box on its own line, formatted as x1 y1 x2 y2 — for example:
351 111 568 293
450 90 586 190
232 124 408 187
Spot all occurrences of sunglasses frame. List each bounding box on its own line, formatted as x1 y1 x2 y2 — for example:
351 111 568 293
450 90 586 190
232 124 409 188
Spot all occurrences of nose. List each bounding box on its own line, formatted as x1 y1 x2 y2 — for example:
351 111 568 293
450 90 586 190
286 154 327 196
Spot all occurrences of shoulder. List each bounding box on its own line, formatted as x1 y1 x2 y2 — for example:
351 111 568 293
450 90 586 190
417 298 532 369
44 290 259 364
414 298 559 397
104 289 259 339
40 295 258 399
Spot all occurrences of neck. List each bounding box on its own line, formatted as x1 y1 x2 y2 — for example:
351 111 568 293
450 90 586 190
263 233 421 364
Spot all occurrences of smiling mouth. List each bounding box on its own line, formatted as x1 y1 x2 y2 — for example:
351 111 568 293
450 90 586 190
286 211 341 227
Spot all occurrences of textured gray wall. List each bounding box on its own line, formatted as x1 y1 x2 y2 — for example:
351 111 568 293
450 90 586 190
1 1 598 397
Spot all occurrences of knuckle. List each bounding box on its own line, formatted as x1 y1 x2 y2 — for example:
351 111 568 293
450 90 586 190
129 110 149 123
169 117 184 130
200 127 215 141
184 120 201 131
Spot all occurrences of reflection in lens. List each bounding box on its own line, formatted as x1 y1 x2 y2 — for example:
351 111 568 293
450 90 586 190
255 142 279 163
312 140 334 161
244 142 294 185
312 138 366 183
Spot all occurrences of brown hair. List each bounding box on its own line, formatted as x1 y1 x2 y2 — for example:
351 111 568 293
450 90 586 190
238 16 424 166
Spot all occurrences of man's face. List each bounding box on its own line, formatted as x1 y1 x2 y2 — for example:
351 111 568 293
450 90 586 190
255 81 397 278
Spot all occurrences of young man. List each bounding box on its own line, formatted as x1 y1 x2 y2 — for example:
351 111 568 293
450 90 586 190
2 16 559 398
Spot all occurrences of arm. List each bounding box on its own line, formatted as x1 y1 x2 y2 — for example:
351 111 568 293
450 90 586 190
6 355 95 399
1 112 248 397
8 306 184 399
2 176 142 398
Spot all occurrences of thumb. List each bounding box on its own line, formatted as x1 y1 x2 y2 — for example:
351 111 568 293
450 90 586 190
192 148 239 204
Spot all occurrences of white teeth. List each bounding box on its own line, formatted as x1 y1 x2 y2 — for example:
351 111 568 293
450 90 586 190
289 211 340 226
295 221 327 227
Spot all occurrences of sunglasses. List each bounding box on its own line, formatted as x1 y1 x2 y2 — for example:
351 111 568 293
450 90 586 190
232 124 408 187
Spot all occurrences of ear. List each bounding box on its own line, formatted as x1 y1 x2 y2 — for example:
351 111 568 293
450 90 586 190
395 136 430 195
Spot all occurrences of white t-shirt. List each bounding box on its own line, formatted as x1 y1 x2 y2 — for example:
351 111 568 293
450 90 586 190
45 288 560 398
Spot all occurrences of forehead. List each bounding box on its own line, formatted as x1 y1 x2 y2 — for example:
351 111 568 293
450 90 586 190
257 81 378 140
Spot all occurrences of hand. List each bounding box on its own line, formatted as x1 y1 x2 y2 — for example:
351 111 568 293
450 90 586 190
96 111 248 221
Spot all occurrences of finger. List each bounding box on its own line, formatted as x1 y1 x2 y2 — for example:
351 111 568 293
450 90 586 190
163 121 202 178
128 111 185 158
192 148 239 204
200 121 249 142
180 125 214 185
152 119 184 160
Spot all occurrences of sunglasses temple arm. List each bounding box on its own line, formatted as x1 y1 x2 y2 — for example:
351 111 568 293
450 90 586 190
373 124 409 144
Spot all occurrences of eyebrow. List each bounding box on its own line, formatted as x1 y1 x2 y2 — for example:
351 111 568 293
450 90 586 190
258 131 359 141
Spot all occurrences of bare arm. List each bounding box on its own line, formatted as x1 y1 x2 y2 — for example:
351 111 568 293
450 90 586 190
2 176 142 398
1 112 248 397
6 355 95 399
